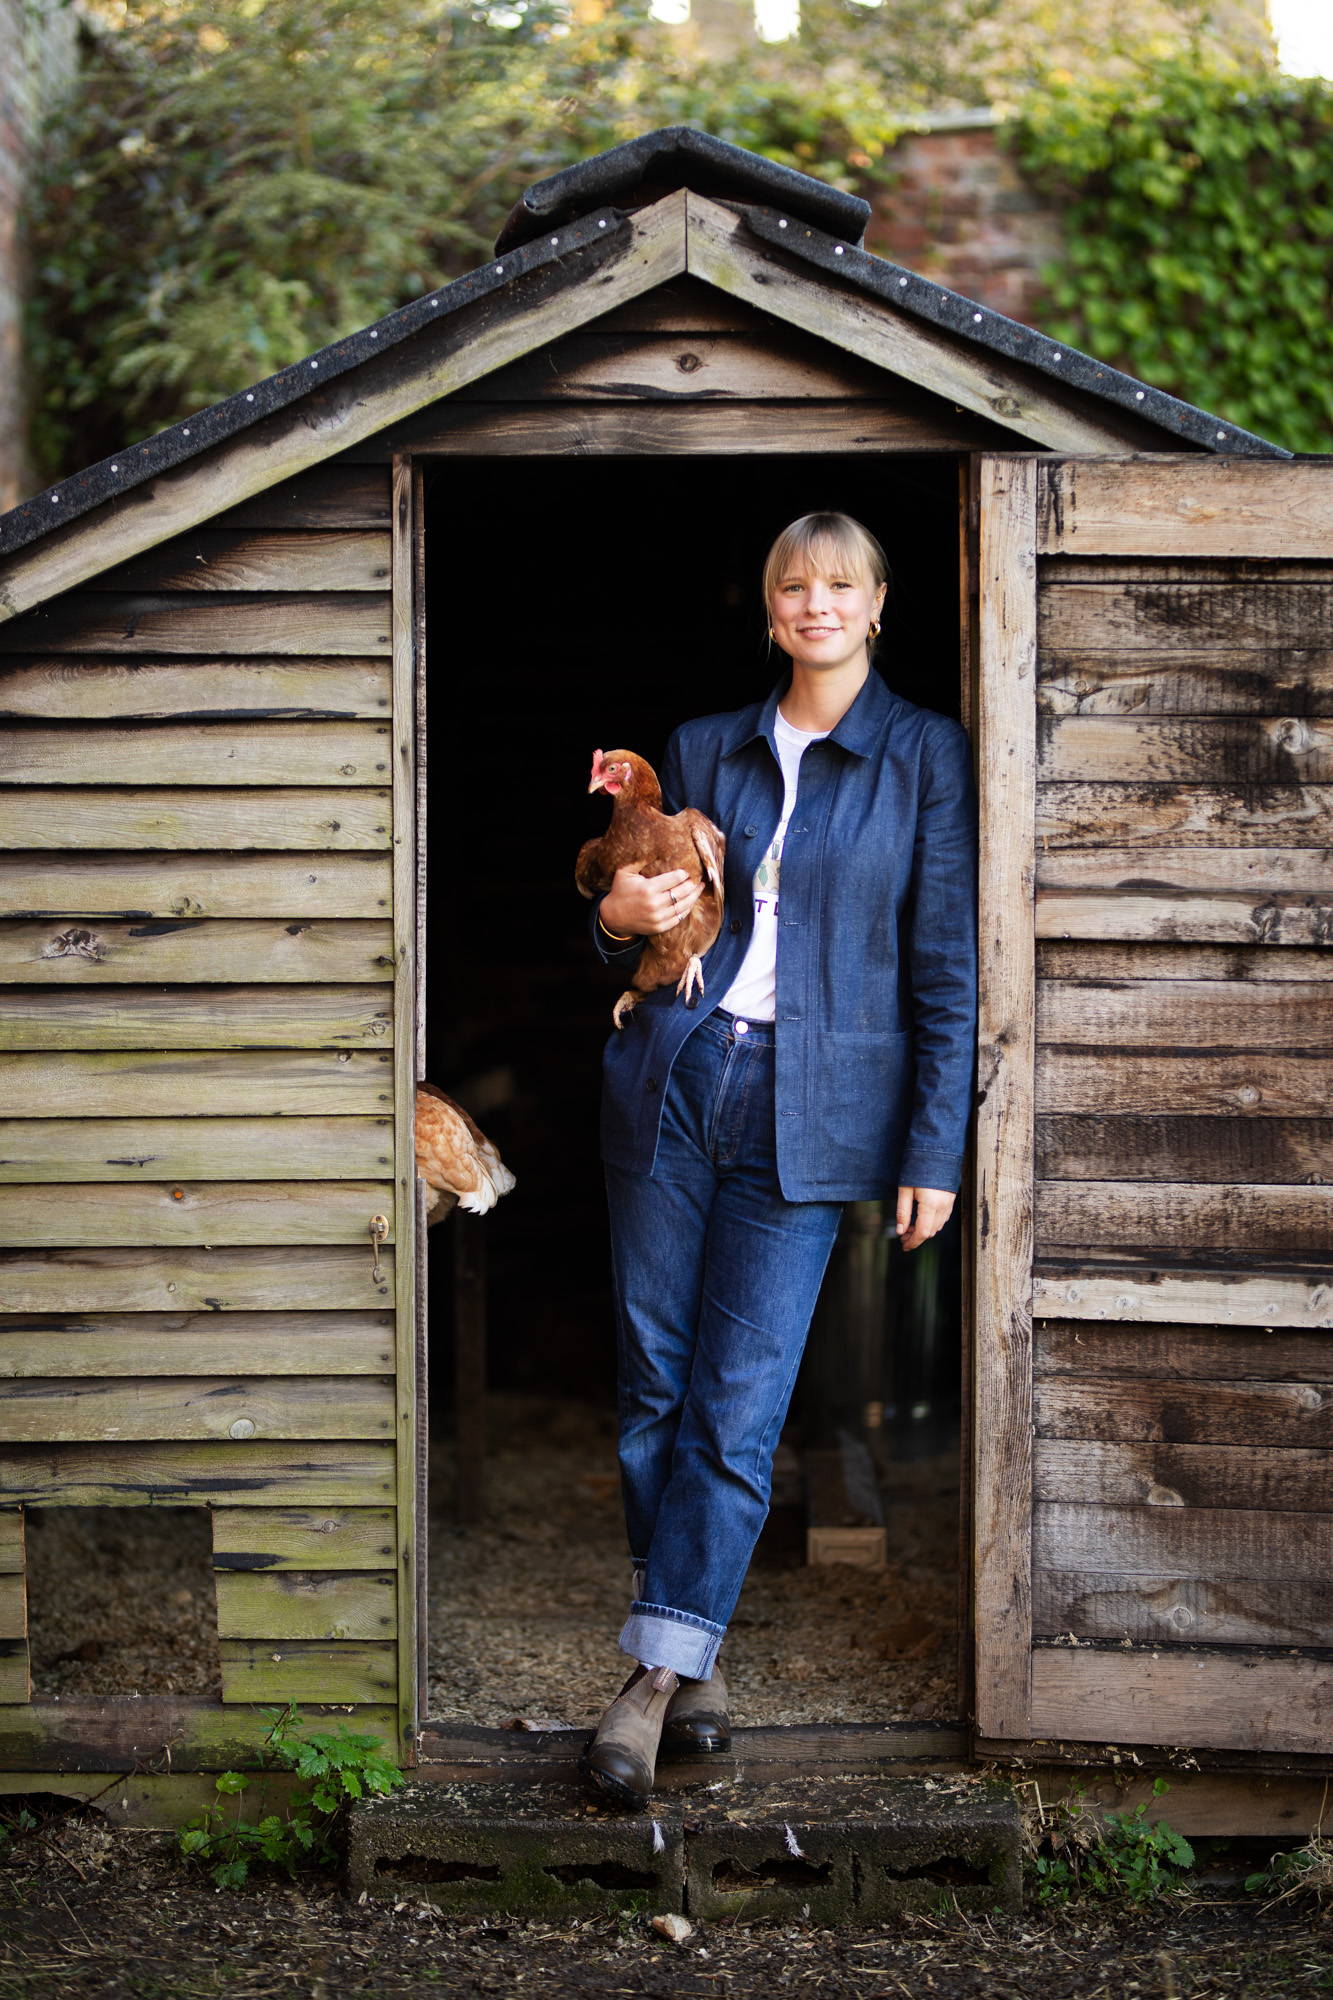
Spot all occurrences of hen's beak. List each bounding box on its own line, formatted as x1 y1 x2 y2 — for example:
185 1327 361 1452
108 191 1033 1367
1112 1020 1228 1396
588 771 608 794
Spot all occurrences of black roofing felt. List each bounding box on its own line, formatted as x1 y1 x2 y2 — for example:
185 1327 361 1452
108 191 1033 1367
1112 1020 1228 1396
493 125 871 253
0 128 1288 567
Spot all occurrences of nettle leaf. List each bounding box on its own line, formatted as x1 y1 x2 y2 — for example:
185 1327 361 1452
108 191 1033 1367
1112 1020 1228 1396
214 1771 248 1796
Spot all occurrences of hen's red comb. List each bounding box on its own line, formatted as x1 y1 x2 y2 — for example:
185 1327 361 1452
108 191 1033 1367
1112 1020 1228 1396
590 748 606 777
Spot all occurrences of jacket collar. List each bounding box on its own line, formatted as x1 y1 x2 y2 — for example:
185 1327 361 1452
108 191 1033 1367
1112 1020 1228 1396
720 666 898 762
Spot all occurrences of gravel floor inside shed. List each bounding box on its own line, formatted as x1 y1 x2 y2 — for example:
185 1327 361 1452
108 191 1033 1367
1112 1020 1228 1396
427 1392 960 1729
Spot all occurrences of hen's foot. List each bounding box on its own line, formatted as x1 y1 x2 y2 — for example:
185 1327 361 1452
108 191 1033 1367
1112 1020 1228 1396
676 956 705 1009
612 989 641 1030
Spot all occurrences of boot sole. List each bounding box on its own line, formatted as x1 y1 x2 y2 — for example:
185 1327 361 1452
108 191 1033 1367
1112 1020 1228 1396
579 1754 650 1813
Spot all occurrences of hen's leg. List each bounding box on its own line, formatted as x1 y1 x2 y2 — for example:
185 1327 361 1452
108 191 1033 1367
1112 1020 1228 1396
613 989 642 1030
675 956 705 1009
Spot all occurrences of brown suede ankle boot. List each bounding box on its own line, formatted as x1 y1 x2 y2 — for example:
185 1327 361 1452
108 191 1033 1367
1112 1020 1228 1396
580 1664 680 1811
660 1662 731 1756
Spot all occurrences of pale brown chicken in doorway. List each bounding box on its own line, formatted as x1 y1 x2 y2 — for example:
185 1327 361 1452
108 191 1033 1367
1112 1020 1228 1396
414 1083 516 1222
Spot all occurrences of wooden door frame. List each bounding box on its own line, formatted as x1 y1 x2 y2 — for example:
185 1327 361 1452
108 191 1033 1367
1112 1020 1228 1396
404 436 983 1757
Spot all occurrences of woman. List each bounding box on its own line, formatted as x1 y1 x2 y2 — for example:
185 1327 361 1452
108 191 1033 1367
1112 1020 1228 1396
583 512 977 1809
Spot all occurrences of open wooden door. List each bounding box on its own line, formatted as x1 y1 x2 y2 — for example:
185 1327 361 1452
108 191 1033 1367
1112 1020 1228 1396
972 454 1333 1755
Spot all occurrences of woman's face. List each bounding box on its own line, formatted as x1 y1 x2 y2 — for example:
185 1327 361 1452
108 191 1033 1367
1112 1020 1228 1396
768 555 886 676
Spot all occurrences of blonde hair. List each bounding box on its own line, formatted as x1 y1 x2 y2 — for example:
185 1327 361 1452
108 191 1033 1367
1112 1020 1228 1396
761 512 888 619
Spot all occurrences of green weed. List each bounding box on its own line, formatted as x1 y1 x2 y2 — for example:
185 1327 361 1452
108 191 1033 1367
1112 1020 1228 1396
1025 1777 1195 1906
177 1701 401 1891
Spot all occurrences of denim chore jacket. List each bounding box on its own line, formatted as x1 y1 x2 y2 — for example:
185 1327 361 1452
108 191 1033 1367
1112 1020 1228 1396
596 669 979 1203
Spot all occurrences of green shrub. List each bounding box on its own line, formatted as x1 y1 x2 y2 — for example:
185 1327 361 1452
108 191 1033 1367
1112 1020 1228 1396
1027 1777 1196 1906
1013 57 1333 453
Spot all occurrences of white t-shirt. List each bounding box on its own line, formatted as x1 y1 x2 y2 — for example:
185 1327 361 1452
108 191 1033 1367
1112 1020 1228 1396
719 710 829 1022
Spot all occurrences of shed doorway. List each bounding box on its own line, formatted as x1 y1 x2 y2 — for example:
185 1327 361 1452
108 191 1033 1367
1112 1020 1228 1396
418 452 968 1735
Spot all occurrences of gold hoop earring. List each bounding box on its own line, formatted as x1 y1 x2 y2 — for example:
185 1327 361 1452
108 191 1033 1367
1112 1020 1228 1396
868 620 881 640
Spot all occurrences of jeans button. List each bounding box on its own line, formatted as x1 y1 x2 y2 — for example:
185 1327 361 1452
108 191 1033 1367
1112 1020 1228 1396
645 1077 658 1093
734 1020 749 1036
729 919 742 935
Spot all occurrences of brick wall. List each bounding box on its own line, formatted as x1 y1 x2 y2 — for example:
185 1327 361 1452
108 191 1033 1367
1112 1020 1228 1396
865 114 1063 328
0 0 81 508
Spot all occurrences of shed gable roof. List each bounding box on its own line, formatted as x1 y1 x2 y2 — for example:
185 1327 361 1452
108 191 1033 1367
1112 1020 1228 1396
0 130 1287 620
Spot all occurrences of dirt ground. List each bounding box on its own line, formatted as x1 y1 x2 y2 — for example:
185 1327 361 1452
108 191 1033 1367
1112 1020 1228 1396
1 1809 1331 2000
427 1394 959 1729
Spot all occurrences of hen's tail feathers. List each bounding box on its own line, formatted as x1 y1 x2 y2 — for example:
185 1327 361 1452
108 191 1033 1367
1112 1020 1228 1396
691 822 725 897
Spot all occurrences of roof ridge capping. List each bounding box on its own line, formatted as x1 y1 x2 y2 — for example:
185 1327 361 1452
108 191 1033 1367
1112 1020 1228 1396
494 125 870 254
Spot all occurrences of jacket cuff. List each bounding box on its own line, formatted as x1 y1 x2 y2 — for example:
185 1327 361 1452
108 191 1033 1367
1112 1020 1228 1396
590 899 644 965
896 1150 963 1196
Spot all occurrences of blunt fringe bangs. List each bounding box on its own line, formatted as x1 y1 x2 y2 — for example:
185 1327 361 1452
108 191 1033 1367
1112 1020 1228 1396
761 512 888 613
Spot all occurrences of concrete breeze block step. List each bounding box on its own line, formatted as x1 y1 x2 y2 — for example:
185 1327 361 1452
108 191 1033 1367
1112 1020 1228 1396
346 1774 1021 1923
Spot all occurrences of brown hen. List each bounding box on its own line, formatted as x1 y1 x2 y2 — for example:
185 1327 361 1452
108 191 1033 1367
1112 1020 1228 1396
576 747 726 1028
415 1083 516 1223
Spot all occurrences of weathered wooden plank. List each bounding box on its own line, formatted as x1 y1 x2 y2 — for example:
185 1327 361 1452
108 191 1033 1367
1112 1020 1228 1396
0 986 391 1050
1034 1571 1333 1647
1040 716 1333 783
1037 1179 1333 1254
0 1641 30 1704
0 791 391 851
1039 847 1333 893
0 1574 25 1639
389 451 419 1758
0 1769 300 1825
1040 582 1333 653
590 278 771 334
89 530 391 595
1038 940 1333 981
1037 1113 1333 1183
370 398 1011 455
0 1312 394 1377
1038 979 1333 1049
1036 1375 1333 1448
1031 1645 1333 1754
0 1699 396 1772
0 722 391 786
1037 1321 1333 1382
0 1511 22 1573
1037 1050 1333 1118
1039 651 1333 717
0 854 392 919
0 194 691 621
0 1375 394 1443
464 327 892 401
0 594 393 657
1037 783 1333 849
1036 1437 1333 1511
1036 890 1333 945
0 1182 395 1247
0 1246 393 1313
215 1569 396 1641
1034 1266 1333 1327
0 1116 394 1183
1038 458 1333 560
218 1639 396 1705
0 919 394 984
214 465 391 532
0 657 392 722
0 1049 393 1116
971 454 1036 1741
0 1438 395 1506
686 195 1153 452
212 1506 395 1570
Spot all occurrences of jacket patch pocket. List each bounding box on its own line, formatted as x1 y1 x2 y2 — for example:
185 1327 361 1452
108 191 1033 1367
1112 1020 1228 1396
814 1029 913 1186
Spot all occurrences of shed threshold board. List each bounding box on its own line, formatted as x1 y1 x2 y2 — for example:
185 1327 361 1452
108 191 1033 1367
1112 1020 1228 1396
416 1720 966 1786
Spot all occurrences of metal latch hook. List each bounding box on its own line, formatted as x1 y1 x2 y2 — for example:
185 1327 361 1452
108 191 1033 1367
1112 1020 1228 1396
369 1213 390 1284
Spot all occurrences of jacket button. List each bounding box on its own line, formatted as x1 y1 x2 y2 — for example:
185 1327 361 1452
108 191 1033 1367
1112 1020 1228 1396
743 825 758 837
645 1078 658 1094
729 919 742 935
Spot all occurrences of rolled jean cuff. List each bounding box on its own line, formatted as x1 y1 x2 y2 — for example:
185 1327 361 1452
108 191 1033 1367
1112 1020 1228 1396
620 1604 724 1682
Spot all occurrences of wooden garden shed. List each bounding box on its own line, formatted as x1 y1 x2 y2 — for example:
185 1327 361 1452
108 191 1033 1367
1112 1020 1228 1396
0 127 1329 1828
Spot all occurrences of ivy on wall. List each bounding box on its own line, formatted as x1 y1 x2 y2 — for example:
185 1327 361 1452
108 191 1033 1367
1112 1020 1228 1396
1013 59 1333 455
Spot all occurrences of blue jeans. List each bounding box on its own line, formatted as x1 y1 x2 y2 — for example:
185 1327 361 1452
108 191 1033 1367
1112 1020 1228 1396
605 1010 844 1680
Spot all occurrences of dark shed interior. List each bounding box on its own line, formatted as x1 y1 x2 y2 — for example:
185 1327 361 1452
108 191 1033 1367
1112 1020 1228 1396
419 451 968 1725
